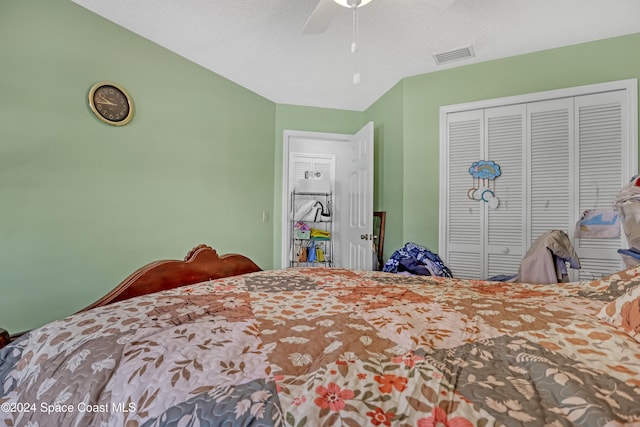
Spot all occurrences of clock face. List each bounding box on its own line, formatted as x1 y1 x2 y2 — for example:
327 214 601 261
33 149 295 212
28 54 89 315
88 82 133 126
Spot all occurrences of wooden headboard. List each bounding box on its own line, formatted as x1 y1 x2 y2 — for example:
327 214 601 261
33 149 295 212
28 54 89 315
80 244 262 311
0 244 263 349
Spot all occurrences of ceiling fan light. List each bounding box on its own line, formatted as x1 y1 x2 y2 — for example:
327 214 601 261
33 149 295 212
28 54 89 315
334 0 373 8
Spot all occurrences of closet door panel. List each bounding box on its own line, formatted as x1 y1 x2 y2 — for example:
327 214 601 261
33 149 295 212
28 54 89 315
291 156 334 185
292 157 313 183
574 90 627 277
527 98 574 245
445 110 484 278
485 105 526 277
441 81 636 281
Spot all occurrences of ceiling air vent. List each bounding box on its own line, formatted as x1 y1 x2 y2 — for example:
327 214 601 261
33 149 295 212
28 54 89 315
433 45 475 65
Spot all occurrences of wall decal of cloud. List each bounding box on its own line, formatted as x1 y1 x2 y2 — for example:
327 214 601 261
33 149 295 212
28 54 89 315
469 160 501 180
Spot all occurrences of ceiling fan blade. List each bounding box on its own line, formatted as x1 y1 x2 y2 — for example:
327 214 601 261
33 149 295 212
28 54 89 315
425 0 456 9
302 0 342 34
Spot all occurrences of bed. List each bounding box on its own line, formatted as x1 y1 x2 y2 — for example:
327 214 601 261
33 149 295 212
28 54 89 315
1 244 639 426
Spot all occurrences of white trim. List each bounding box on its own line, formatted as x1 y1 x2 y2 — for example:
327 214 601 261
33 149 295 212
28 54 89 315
627 79 639 178
627 80 639 249
440 79 638 115
438 109 449 264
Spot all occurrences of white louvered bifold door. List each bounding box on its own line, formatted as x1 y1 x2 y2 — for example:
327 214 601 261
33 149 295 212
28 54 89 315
292 157 313 185
291 155 333 185
485 105 526 278
441 81 636 281
444 110 484 278
527 98 575 250
574 90 628 279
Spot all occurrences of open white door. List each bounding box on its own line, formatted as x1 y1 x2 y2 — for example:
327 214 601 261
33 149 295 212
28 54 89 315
346 122 374 270
282 122 374 269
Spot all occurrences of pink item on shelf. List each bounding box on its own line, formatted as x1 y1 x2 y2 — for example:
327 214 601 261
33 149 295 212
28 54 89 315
294 221 310 231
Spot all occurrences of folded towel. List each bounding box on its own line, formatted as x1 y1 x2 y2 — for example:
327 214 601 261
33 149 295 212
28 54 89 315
310 229 331 239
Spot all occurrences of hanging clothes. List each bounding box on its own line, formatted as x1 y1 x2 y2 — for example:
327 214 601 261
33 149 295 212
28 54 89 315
517 230 581 284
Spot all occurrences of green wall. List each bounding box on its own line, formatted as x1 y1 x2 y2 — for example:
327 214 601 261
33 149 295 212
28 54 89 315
0 0 276 332
367 33 640 254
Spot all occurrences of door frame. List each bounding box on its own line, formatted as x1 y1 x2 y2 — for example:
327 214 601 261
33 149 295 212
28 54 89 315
282 129 351 268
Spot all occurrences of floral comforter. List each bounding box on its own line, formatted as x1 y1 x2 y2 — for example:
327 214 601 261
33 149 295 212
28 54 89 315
1 267 640 426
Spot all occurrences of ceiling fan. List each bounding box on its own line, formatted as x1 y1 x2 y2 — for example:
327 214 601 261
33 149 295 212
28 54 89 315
302 0 457 35
303 0 457 84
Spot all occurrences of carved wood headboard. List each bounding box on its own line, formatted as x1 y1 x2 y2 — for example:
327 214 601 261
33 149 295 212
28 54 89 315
80 244 262 311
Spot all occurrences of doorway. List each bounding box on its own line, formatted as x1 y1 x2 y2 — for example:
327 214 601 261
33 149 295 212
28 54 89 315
281 122 374 269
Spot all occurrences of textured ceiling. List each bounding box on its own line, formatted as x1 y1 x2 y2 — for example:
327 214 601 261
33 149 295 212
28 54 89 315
71 0 640 111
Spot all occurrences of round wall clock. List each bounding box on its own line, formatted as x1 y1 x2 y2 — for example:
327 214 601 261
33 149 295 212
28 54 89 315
88 82 134 126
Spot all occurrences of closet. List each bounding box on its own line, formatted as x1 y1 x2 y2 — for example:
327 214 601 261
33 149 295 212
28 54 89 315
439 80 637 280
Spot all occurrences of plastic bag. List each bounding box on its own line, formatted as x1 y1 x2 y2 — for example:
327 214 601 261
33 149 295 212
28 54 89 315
616 176 640 249
307 241 316 262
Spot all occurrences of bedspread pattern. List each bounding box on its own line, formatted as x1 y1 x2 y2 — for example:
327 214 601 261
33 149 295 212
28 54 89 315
1 268 640 426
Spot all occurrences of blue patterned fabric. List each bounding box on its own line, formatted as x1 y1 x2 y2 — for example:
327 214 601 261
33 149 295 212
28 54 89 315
383 242 453 278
